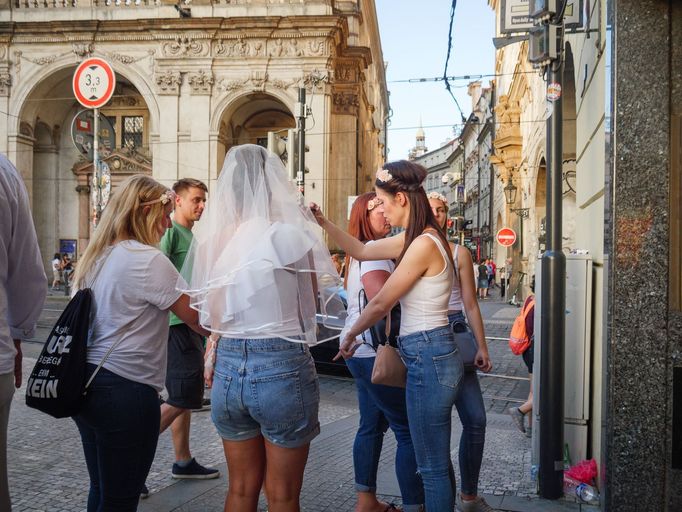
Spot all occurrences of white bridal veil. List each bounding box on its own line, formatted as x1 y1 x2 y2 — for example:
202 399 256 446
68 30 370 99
178 144 345 344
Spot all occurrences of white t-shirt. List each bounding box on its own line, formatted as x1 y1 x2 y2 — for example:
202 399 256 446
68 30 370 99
340 252 395 358
83 240 183 392
52 258 61 272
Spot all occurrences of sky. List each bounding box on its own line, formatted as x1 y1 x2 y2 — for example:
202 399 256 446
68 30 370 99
375 0 496 160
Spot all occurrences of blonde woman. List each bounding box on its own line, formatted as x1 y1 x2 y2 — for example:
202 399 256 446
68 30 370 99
71 175 209 512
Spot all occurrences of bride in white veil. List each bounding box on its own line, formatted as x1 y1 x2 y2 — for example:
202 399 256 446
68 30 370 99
178 144 344 511
179 144 344 342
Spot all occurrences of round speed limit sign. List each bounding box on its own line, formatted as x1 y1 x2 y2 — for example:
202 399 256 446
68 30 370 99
72 58 116 109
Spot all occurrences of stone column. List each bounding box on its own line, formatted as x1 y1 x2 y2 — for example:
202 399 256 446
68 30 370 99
184 69 213 185
606 1 682 510
153 70 182 186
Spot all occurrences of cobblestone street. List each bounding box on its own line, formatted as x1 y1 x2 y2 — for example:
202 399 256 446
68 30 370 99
7 290 594 511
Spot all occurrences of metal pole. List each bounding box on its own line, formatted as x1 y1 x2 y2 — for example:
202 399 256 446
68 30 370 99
296 87 306 197
538 42 566 500
93 108 101 226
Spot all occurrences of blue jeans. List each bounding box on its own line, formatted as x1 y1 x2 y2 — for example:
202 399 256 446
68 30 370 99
73 365 160 512
211 338 320 448
398 325 464 511
449 312 487 496
345 357 424 512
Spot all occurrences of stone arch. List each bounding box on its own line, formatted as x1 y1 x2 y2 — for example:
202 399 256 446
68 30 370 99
212 89 297 174
13 59 157 267
10 56 159 137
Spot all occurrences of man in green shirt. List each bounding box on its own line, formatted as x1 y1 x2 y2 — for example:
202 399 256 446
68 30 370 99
157 178 219 481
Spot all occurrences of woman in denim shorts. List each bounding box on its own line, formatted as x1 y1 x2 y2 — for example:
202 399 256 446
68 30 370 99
430 192 495 512
180 145 344 512
311 160 465 511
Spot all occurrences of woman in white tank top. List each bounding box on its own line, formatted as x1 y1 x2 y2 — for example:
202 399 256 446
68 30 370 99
429 192 495 512
310 160 465 511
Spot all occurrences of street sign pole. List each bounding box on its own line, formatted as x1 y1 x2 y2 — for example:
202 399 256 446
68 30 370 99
72 57 116 227
93 108 101 223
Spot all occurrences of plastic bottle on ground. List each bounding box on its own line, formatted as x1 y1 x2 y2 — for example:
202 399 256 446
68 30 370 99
563 475 599 505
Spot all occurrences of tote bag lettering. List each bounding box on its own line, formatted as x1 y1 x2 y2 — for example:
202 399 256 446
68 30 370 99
25 289 92 418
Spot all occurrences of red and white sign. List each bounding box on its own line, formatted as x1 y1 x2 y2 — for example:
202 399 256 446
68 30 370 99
496 228 517 247
72 58 116 109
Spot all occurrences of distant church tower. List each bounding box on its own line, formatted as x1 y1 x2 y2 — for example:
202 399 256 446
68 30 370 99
408 119 428 160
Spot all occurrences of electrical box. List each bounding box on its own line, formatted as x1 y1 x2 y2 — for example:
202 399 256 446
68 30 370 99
532 254 593 465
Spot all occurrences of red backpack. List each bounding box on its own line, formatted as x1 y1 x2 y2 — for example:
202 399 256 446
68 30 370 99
509 297 535 355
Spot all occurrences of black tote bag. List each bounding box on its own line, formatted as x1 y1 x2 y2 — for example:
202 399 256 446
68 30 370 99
25 288 93 418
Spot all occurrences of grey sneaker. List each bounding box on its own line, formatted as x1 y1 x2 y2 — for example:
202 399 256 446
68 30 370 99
525 424 533 438
507 407 526 433
457 495 496 512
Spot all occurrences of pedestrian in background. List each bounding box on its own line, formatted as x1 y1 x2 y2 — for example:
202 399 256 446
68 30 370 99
51 253 62 290
477 261 489 300
338 192 424 512
71 175 209 511
182 144 343 512
311 160 464 511
508 281 535 438
0 154 47 511
429 192 494 512
140 178 218 499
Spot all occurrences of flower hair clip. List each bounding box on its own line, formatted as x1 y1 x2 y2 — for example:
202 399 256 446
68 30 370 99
367 198 383 211
140 190 176 207
427 191 448 204
376 168 393 182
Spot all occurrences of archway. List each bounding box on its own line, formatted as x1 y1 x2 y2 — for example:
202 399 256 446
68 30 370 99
215 92 296 174
17 66 153 268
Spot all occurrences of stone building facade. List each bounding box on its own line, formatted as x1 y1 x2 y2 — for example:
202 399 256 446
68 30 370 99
0 0 388 268
489 1 682 510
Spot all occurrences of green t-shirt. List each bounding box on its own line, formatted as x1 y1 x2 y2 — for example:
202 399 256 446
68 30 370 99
160 221 193 326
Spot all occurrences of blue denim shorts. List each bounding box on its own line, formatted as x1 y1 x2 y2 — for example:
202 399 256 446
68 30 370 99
211 337 320 448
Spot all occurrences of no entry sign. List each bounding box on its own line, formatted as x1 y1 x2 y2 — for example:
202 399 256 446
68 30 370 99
496 227 517 247
72 58 116 109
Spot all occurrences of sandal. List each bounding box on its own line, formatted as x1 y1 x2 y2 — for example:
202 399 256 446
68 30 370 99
383 505 401 512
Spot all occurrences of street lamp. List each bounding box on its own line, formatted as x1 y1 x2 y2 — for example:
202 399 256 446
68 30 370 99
504 176 530 253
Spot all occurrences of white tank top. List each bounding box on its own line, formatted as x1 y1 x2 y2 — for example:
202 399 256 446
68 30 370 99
447 244 463 312
399 232 454 336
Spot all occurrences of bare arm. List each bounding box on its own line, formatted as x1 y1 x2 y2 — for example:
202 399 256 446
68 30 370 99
455 246 492 372
309 202 404 261
170 294 211 337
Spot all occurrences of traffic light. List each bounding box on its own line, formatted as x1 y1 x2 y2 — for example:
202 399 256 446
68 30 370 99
446 218 455 238
455 217 473 232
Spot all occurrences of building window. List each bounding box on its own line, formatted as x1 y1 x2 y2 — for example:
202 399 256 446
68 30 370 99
122 116 144 150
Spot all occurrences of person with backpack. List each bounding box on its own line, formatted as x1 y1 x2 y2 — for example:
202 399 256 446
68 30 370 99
507 285 535 437
70 175 210 511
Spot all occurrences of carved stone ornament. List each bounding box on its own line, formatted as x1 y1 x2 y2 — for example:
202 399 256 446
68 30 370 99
214 38 265 58
163 36 208 57
307 39 327 57
217 77 249 93
188 70 214 95
332 91 359 116
72 43 94 58
334 64 356 83
0 46 6 61
106 51 154 65
0 72 11 96
155 70 182 94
